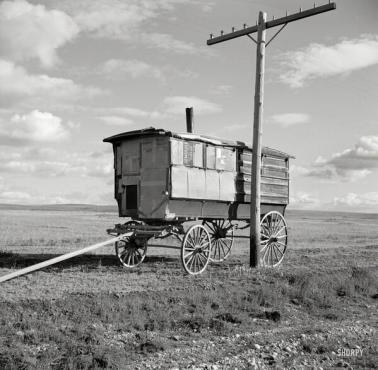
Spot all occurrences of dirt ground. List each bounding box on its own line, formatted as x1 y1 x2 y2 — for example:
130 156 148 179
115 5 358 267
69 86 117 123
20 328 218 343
0 208 377 369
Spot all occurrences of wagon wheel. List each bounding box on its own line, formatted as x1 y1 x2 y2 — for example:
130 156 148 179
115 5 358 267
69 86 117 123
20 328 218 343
115 220 147 268
202 219 234 262
115 234 148 268
260 211 288 267
181 224 211 275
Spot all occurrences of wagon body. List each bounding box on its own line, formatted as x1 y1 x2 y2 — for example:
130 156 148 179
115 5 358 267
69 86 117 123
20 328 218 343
104 127 292 222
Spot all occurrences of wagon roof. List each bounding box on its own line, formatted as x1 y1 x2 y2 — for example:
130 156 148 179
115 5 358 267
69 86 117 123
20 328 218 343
103 127 294 158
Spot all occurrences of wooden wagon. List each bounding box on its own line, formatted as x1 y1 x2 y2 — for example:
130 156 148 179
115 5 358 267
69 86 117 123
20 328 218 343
104 127 292 275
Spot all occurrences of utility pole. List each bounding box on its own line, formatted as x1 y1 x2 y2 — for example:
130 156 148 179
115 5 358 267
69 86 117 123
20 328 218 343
250 11 266 267
207 2 336 267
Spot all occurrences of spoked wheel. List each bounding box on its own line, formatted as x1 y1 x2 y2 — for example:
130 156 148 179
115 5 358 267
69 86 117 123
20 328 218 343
181 224 211 275
115 234 148 268
115 220 148 268
202 219 234 262
260 211 288 267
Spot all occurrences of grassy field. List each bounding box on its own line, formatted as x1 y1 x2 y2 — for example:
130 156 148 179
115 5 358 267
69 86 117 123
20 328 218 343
0 206 377 369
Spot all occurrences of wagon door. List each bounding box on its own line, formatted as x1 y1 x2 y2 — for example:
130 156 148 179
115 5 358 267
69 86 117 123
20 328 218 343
139 136 170 219
115 139 141 217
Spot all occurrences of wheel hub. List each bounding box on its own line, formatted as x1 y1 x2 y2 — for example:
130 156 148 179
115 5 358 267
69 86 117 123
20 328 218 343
215 229 227 239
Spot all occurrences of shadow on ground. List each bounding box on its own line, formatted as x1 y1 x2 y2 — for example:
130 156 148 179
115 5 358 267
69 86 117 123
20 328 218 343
0 252 178 271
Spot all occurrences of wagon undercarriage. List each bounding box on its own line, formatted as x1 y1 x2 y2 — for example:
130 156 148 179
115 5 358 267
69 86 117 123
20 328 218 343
107 210 288 275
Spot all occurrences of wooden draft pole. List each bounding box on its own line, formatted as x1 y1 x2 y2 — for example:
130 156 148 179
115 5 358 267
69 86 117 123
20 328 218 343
0 233 132 283
207 2 336 267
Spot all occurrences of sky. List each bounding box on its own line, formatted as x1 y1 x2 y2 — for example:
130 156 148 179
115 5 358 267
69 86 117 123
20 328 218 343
0 0 377 212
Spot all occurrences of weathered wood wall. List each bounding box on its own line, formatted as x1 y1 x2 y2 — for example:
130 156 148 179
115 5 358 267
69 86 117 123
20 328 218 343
236 150 289 204
115 136 169 218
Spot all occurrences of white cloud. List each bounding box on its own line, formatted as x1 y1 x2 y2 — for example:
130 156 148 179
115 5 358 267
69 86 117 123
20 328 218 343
55 1 167 38
107 107 150 118
268 113 310 128
0 110 70 144
295 136 378 182
0 191 33 203
99 116 135 126
290 165 311 178
0 0 79 68
86 163 113 177
0 189 114 205
326 136 378 169
219 123 247 132
101 59 197 82
0 160 79 176
0 144 115 204
0 176 33 203
103 59 164 80
333 192 378 210
0 59 101 99
68 0 156 38
90 97 221 129
0 187 91 205
162 96 222 115
0 147 53 162
141 33 199 54
303 166 371 182
290 191 320 209
0 145 113 179
52 0 212 55
212 85 233 95
279 35 378 87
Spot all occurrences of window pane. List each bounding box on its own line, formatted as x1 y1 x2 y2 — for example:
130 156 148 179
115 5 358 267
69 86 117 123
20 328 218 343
183 142 194 166
216 148 236 171
206 145 216 169
171 139 183 165
193 143 203 167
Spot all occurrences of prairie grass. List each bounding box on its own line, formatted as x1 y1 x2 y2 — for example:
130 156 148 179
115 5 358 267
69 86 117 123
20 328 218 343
0 263 376 368
0 208 377 368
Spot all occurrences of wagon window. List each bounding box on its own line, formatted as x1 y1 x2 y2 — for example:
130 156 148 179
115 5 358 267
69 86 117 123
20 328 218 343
171 139 183 165
183 142 204 168
193 143 203 167
206 145 216 169
216 147 235 171
183 142 194 166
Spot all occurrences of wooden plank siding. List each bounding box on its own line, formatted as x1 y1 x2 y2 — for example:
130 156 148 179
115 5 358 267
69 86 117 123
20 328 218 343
236 149 289 205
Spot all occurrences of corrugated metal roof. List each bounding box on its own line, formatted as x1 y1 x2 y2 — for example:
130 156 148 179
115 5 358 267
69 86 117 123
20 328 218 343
103 127 294 158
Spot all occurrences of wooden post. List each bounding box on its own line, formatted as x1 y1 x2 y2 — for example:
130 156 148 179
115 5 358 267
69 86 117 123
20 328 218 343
250 11 266 268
